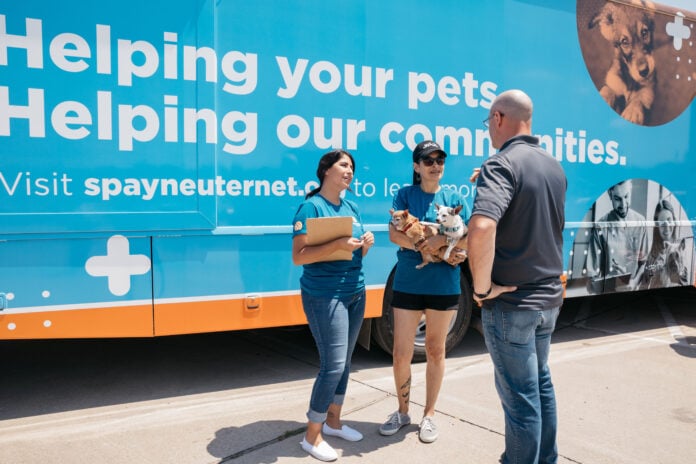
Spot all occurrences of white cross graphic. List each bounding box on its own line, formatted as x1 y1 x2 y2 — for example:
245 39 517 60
666 12 691 51
85 235 151 296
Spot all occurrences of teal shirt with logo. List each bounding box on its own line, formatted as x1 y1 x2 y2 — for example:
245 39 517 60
292 194 366 297
392 186 470 295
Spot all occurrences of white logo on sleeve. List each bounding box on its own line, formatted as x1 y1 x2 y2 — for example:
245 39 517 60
85 235 151 296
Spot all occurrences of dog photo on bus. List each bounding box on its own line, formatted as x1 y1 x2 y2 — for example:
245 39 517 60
577 0 696 126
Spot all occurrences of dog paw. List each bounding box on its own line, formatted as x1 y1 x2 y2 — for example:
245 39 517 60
621 104 645 125
599 85 616 108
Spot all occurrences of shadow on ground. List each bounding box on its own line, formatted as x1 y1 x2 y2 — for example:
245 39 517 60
1 286 693 420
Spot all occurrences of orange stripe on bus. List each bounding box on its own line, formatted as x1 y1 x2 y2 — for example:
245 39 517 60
0 304 153 339
154 289 384 336
0 289 384 339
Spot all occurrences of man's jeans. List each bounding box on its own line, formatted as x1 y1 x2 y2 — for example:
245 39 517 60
482 302 560 464
301 290 365 424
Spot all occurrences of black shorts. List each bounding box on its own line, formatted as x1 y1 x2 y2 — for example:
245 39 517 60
391 291 459 311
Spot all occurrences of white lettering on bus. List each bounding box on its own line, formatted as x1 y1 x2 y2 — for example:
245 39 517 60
0 87 257 153
0 15 258 93
275 56 394 99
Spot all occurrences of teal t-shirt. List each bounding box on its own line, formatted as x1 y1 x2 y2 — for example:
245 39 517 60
392 185 471 295
292 194 366 297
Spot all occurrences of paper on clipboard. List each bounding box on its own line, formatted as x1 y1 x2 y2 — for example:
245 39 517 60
306 216 354 261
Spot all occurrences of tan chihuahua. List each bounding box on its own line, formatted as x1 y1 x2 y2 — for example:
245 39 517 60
389 209 439 269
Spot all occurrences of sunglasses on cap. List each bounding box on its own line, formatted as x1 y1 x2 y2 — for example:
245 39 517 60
420 157 445 166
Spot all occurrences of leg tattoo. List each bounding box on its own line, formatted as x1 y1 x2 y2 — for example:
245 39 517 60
399 375 411 402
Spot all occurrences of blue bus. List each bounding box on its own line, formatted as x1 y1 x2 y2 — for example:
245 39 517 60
1 0 694 360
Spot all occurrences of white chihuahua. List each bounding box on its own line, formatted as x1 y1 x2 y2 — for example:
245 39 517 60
434 203 467 261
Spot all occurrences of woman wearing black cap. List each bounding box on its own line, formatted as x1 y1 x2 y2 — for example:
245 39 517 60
379 140 470 443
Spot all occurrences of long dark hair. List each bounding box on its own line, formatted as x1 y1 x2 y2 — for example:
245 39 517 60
648 199 677 259
305 149 356 199
412 170 421 185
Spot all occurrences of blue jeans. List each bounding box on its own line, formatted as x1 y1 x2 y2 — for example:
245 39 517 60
301 290 365 423
482 301 560 464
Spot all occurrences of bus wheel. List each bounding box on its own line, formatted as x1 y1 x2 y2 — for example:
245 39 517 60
372 265 473 362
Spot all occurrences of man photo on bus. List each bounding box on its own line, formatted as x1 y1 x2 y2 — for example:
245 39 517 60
291 149 375 462
379 140 470 444
586 179 649 292
468 89 567 464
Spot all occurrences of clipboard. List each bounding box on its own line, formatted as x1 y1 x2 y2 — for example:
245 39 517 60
306 216 354 261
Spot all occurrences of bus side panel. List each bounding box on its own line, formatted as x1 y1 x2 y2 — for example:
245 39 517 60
151 232 307 334
0 236 154 339
151 234 385 335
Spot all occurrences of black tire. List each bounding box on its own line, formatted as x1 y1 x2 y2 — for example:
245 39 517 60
372 264 473 362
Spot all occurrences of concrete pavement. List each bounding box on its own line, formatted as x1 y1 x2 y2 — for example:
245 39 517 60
0 288 694 463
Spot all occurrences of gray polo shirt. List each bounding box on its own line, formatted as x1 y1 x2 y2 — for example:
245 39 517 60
473 135 567 310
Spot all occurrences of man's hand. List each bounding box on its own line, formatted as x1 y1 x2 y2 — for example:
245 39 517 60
611 258 627 275
469 168 481 183
473 283 517 306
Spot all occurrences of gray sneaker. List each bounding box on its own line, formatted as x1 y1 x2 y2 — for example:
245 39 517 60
418 416 438 443
379 411 411 436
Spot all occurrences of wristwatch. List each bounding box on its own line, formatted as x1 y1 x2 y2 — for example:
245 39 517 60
474 286 492 299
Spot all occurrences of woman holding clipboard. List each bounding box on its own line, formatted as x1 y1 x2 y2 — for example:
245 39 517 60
291 149 374 461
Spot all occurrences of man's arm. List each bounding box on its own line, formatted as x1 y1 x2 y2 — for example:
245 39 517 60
628 225 650 289
467 214 516 303
467 215 496 294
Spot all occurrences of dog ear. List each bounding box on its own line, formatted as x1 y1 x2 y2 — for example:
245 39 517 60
389 209 395 216
588 10 605 30
434 203 441 210
589 3 614 29
589 4 619 43
453 205 463 214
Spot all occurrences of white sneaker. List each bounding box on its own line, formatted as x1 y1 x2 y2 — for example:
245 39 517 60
300 437 338 462
322 423 364 441
418 416 439 443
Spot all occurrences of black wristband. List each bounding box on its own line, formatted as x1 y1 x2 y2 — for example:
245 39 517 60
474 286 492 299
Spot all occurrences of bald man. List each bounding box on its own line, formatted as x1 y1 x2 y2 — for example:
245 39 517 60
468 89 567 464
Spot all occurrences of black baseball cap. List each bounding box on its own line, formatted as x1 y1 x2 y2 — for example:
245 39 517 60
412 140 447 162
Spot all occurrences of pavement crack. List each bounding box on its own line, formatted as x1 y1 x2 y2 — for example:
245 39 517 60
218 426 306 462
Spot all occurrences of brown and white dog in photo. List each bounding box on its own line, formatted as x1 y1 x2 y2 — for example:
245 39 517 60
589 0 656 125
434 203 467 261
389 209 439 269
